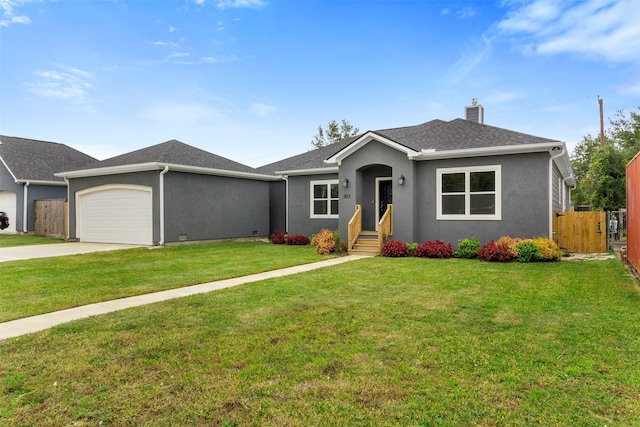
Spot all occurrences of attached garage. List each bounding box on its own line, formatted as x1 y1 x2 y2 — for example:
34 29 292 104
77 185 153 245
0 191 17 233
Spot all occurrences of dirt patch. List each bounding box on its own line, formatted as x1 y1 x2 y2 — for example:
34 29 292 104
562 253 617 261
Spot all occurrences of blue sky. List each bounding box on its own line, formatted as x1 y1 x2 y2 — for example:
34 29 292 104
1 0 638 167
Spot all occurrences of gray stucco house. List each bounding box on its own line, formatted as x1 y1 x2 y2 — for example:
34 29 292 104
258 103 575 253
57 139 280 245
56 102 574 251
0 135 97 234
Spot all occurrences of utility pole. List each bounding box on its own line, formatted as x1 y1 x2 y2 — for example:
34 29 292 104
598 95 605 147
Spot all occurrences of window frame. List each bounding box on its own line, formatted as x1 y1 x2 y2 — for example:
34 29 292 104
310 179 339 219
436 165 501 220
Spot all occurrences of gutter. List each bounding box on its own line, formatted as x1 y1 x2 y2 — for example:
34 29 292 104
158 165 170 246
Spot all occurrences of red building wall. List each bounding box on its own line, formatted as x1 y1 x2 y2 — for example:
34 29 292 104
627 152 640 273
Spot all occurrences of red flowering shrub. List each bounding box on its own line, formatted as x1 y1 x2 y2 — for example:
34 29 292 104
381 240 409 257
311 229 336 254
414 240 453 258
270 230 287 244
478 240 515 262
287 234 310 245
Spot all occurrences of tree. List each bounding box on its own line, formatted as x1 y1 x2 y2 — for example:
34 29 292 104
571 106 640 210
311 119 360 148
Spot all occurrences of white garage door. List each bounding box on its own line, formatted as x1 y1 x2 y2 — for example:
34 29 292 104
77 185 153 245
0 191 17 233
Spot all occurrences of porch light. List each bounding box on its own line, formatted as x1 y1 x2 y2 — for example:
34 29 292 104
398 175 405 185
343 178 349 188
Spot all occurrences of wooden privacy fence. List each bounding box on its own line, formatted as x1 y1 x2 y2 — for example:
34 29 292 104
34 199 68 238
553 210 607 253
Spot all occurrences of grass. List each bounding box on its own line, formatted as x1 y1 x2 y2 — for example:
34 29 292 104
0 235 65 247
1 257 639 425
0 241 331 322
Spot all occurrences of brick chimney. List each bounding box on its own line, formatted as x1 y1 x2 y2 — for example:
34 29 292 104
465 98 484 124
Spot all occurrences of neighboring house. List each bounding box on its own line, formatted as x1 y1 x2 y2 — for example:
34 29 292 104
0 135 97 234
56 140 280 245
258 102 575 252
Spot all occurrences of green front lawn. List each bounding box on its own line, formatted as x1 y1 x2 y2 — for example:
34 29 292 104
0 242 331 322
2 257 639 425
0 235 65 247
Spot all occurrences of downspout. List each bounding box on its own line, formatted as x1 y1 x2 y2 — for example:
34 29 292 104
64 177 70 240
158 165 169 245
562 174 574 212
283 175 289 232
549 147 566 238
23 181 30 233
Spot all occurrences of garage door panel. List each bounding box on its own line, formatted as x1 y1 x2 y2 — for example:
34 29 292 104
0 191 17 233
78 187 152 245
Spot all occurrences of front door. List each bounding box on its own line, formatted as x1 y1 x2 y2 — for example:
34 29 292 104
376 178 392 229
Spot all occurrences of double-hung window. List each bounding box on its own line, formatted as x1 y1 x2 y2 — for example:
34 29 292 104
310 180 339 218
436 165 501 220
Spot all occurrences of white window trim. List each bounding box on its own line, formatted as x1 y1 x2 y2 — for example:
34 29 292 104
436 165 501 220
310 179 339 219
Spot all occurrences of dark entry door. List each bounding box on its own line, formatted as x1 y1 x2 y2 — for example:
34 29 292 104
378 179 393 221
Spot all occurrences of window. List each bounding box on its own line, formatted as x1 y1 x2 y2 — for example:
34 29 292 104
310 180 339 218
436 165 501 220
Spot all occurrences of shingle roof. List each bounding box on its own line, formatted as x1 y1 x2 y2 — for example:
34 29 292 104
257 118 560 175
80 139 258 174
0 135 97 183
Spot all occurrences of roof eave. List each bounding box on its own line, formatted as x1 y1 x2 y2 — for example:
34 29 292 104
274 166 339 176
409 142 563 160
56 162 280 181
325 132 421 165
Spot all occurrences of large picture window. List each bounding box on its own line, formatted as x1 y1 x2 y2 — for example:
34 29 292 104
436 165 501 220
310 180 339 218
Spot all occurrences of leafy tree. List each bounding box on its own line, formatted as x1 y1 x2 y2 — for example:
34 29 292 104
311 119 360 148
571 106 639 210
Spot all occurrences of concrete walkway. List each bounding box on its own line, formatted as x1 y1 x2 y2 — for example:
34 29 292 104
0 255 370 341
0 242 144 262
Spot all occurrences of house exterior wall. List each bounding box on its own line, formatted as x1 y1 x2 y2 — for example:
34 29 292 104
163 171 270 242
338 142 416 243
24 184 67 233
415 152 550 246
269 180 286 234
287 173 339 236
67 171 161 242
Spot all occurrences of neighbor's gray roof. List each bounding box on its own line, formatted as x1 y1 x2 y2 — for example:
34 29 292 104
79 139 258 174
0 135 97 183
257 118 560 174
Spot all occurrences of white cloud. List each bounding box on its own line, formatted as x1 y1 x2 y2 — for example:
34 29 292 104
498 0 640 63
25 66 95 102
0 0 34 27
444 34 493 83
216 0 267 9
249 102 277 117
486 92 521 103
456 6 476 19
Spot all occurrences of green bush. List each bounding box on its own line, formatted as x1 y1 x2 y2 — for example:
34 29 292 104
453 238 481 259
516 240 541 263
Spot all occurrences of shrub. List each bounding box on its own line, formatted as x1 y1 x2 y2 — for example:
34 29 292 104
311 229 335 254
407 242 418 255
532 237 562 261
287 234 310 245
496 236 522 257
270 230 287 244
414 240 454 258
381 240 409 257
453 238 481 259
516 240 541 263
478 240 516 262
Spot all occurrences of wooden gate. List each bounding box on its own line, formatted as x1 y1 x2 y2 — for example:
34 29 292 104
553 211 607 253
34 199 68 238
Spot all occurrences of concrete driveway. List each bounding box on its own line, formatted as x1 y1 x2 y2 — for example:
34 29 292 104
0 242 145 262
